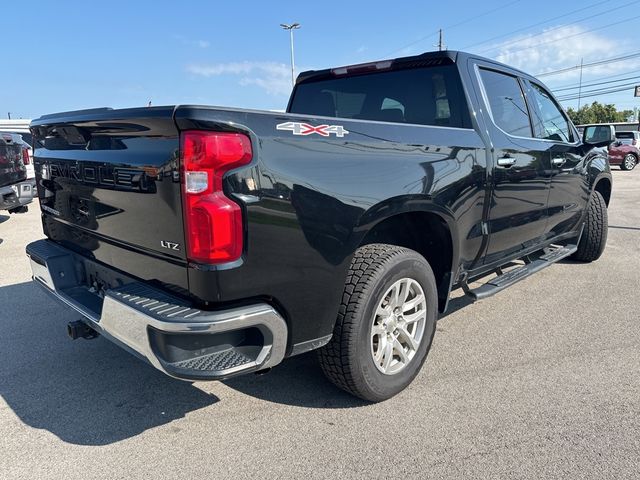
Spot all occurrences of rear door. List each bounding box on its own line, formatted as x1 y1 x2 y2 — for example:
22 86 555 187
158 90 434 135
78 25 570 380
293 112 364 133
474 65 552 265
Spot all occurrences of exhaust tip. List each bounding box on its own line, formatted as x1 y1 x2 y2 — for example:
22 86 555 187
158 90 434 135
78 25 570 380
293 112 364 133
67 320 98 340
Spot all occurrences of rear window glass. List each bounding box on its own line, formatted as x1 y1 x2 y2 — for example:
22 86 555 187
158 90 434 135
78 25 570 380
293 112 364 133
0 131 32 146
289 65 472 128
479 68 532 138
616 132 636 144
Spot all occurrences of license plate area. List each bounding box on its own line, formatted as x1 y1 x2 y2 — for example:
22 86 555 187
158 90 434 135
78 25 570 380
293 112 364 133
29 241 136 320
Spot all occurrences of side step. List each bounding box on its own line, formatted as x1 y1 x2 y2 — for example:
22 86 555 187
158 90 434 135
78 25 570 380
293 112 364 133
462 244 577 301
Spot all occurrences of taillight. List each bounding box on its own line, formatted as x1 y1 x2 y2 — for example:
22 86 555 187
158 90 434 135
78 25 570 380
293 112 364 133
22 147 30 165
180 131 252 264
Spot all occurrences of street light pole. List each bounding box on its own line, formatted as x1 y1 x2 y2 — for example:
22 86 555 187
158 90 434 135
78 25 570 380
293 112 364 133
577 57 584 110
280 23 301 88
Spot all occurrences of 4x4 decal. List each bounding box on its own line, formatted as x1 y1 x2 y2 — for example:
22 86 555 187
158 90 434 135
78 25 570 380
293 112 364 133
276 121 349 138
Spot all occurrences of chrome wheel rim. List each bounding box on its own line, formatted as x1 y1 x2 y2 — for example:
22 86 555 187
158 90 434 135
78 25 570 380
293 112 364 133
624 155 636 169
370 278 427 375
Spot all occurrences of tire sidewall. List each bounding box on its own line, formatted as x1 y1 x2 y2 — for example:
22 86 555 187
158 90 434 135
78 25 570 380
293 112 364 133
353 254 438 401
623 154 637 170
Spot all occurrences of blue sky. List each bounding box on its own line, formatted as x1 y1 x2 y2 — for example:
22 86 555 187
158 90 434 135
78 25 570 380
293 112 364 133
3 0 640 119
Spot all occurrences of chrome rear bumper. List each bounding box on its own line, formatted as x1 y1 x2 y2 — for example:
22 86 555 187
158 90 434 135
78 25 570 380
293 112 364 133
26 239 288 381
0 181 33 211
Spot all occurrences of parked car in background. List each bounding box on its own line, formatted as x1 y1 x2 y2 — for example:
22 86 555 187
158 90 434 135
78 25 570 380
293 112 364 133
0 132 35 185
608 131 639 170
0 132 33 213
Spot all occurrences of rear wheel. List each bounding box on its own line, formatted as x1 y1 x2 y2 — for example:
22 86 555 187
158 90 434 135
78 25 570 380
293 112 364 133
318 243 438 402
572 190 608 262
621 153 637 171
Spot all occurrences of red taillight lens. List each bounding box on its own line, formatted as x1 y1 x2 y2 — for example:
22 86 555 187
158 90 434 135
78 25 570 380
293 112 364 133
22 148 30 165
180 131 252 264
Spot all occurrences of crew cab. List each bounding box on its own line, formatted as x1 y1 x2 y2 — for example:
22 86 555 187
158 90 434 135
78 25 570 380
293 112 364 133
1 132 33 213
26 51 613 402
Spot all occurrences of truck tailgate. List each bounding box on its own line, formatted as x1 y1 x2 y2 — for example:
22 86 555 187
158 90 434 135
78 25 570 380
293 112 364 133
0 135 26 188
31 107 189 292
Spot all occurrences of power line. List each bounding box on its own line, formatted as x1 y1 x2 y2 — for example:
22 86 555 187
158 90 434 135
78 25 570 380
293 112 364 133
465 0 614 53
549 67 640 90
537 50 640 77
497 9 640 57
560 80 640 98
552 74 640 92
385 0 525 56
557 85 636 101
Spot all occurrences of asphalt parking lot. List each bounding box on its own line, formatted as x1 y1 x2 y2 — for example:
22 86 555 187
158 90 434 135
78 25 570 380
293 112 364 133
1 169 639 479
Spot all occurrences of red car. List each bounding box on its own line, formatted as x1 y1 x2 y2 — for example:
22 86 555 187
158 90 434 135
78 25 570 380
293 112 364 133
608 131 639 170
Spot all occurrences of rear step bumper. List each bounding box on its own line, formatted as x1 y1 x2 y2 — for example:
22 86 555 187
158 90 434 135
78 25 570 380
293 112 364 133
26 239 288 381
0 181 33 211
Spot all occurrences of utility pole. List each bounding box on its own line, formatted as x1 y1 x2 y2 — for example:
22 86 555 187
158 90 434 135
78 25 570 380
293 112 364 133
577 58 584 110
437 29 445 51
280 23 301 88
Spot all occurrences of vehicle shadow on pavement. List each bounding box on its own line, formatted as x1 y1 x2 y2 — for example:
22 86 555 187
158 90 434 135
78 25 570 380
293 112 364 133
222 353 369 409
0 214 9 224
223 295 476 408
0 281 219 446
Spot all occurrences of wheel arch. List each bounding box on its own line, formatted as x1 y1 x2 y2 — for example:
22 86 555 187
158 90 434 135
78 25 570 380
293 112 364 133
593 176 612 207
357 203 459 312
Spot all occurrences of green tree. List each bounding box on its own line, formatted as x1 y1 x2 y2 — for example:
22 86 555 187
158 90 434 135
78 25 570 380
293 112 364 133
566 101 634 125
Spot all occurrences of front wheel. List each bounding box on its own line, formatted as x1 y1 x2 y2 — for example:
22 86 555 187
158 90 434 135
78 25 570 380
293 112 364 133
572 190 608 262
621 153 637 171
318 244 438 402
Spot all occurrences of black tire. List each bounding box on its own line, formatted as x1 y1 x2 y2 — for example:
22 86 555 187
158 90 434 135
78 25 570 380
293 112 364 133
572 190 608 262
620 153 637 171
318 243 438 402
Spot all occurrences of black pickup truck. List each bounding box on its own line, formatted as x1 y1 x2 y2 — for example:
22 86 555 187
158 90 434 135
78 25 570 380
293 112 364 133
27 51 613 402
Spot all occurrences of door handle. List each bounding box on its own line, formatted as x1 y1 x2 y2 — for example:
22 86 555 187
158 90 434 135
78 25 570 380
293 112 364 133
497 155 516 167
551 157 566 167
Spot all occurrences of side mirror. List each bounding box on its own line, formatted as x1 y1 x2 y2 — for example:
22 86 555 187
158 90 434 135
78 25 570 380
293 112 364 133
582 125 615 147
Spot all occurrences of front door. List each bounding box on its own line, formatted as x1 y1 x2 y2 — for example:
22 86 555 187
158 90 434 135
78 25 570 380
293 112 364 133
523 80 590 240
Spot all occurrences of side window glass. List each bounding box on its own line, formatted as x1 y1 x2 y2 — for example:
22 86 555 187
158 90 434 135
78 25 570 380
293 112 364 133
379 97 406 122
479 68 532 137
528 83 573 143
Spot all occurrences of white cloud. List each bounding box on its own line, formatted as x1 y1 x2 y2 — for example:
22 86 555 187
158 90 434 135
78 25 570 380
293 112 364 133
187 61 292 96
489 25 638 81
174 34 210 49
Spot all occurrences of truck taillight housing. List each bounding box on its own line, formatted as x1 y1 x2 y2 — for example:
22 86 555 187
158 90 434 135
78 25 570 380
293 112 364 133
180 131 252 264
22 147 30 165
